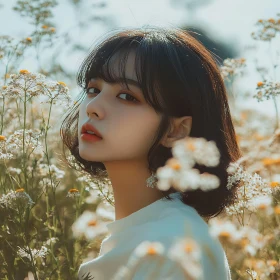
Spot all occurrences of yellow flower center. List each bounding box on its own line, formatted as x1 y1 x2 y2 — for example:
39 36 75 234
0 135 6 141
87 220 97 226
274 206 280 215
19 69 29 74
262 158 280 166
258 204 267 210
184 243 194 253
186 142 195 151
220 231 230 238
147 246 157 255
58 81 66 87
257 81 264 87
270 182 280 188
167 158 181 170
16 188 25 193
267 260 278 266
240 112 247 120
69 188 79 193
239 238 249 247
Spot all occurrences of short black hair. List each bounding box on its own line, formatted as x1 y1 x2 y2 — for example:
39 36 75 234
60 26 242 219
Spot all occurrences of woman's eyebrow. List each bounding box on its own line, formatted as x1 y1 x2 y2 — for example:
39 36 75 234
89 77 142 90
117 78 142 90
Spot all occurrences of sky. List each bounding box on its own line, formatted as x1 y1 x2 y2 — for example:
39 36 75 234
0 0 279 118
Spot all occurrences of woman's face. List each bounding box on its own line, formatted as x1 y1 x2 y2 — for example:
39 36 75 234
78 50 162 164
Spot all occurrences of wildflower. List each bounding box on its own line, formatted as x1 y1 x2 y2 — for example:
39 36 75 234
42 25 48 29
232 226 268 256
168 237 203 279
17 245 48 265
225 163 272 216
95 201 115 221
19 69 29 74
26 37 32 42
156 137 220 192
39 80 72 106
2 70 72 106
247 195 273 215
266 259 278 274
173 137 220 168
43 237 58 246
134 241 165 258
3 71 47 99
0 151 14 160
220 58 246 82
252 15 280 41
57 81 66 87
16 188 25 193
253 80 280 102
166 158 181 170
0 190 34 210
270 181 280 188
209 218 238 244
0 135 5 141
274 206 280 215
6 167 21 175
49 27 56 32
38 163 65 180
72 210 108 240
4 129 44 158
257 81 264 87
0 36 27 64
66 188 80 198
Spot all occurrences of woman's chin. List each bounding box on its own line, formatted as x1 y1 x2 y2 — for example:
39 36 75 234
78 150 92 161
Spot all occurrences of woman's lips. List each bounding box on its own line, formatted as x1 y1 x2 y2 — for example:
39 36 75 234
81 132 103 142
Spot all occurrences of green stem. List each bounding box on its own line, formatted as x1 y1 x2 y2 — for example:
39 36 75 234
0 63 10 135
272 95 279 131
27 245 39 280
269 40 279 131
23 82 28 193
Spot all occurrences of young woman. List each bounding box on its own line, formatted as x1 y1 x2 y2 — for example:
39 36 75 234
61 26 241 279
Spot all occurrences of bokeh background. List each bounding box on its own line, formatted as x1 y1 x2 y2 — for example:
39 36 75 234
1 1 280 279
1 0 279 116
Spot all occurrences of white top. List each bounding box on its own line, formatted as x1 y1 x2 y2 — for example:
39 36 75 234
78 192 232 280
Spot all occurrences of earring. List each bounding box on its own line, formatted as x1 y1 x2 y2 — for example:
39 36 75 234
146 172 158 188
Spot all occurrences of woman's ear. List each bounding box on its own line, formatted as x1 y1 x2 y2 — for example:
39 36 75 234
160 116 192 148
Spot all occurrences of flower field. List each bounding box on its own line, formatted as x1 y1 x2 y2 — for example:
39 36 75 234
1 1 280 279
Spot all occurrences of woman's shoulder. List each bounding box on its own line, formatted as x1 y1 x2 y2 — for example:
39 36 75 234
144 200 210 241
131 206 230 279
78 202 231 280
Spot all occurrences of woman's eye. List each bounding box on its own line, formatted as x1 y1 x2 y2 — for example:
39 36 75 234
118 93 138 103
86 87 100 95
86 87 138 103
